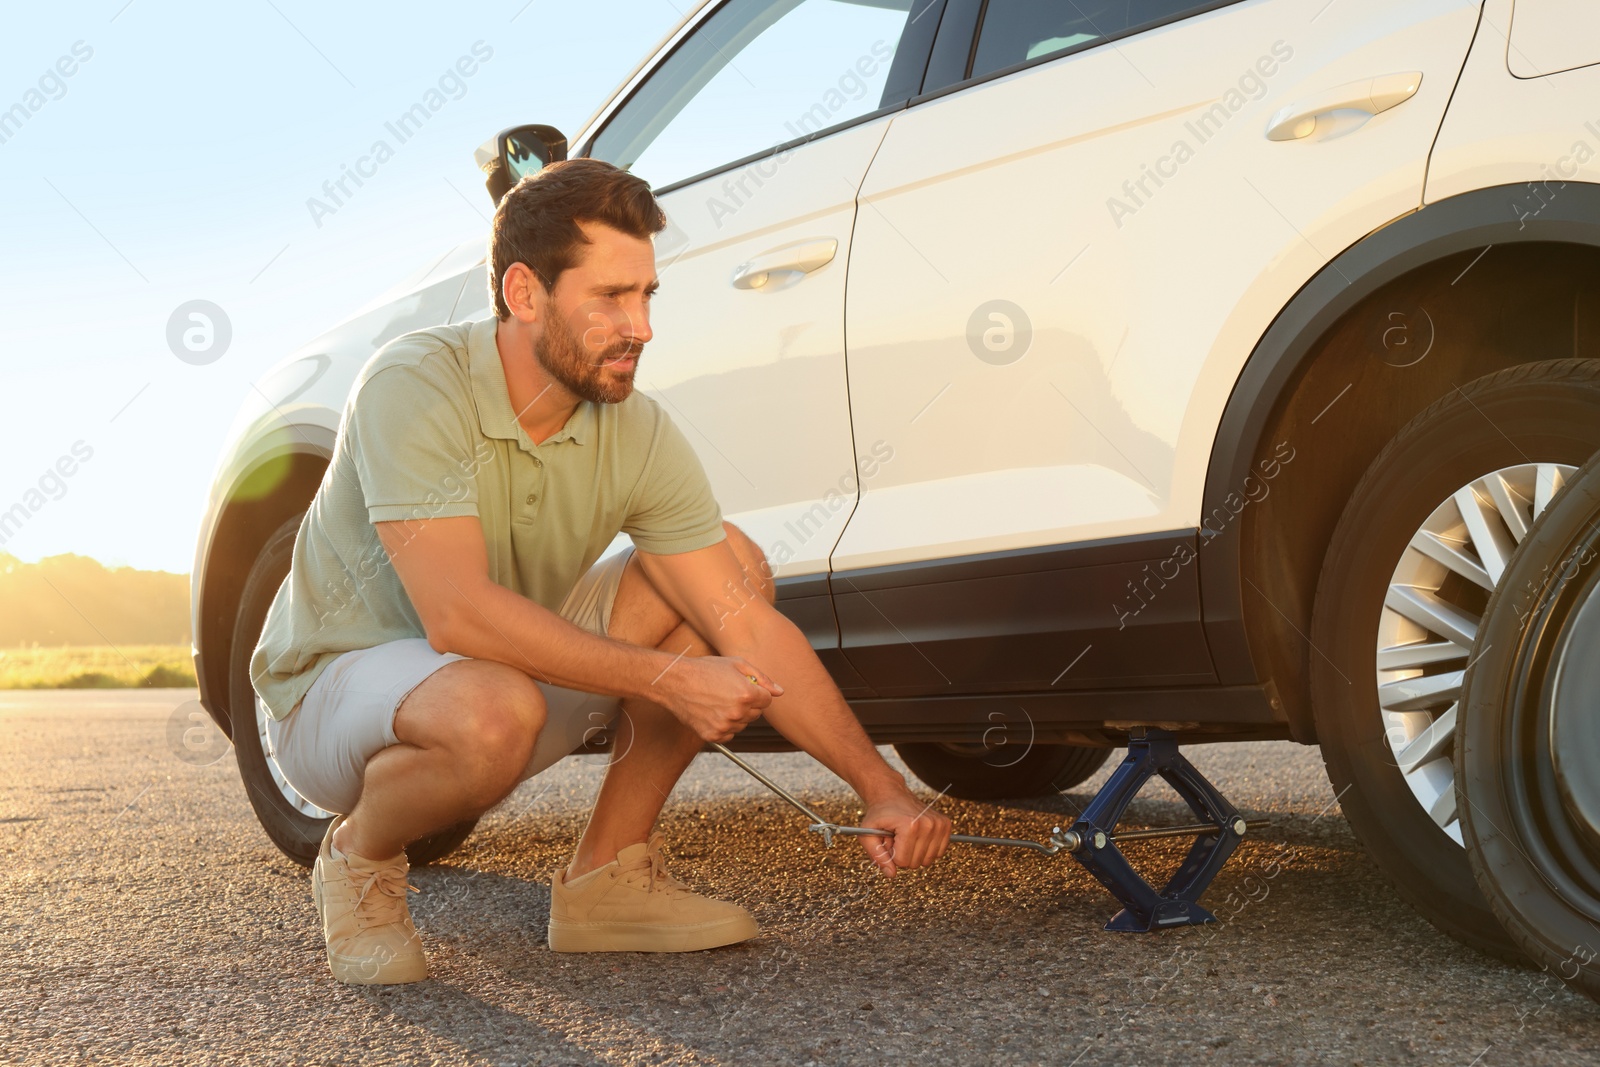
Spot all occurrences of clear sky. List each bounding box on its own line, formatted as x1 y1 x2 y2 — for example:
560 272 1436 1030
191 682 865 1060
0 1 688 573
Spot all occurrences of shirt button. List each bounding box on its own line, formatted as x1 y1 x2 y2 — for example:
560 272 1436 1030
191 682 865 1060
525 493 537 505
531 457 543 468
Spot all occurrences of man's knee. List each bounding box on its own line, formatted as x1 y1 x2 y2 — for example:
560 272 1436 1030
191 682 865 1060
461 662 545 751
722 521 775 605
414 661 546 804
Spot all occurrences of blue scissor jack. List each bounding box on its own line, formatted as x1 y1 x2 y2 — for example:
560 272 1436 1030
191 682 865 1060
713 727 1247 933
1063 727 1248 931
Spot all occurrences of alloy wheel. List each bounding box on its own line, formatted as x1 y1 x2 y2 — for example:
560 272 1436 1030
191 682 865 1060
1377 462 1574 844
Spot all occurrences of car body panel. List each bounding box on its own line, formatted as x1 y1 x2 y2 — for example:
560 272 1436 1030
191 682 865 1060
632 128 882 582
832 0 1482 574
1428 0 1600 202
831 531 1218 698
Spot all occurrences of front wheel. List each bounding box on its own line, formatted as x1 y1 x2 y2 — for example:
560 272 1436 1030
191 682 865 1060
894 741 1111 801
1312 359 1600 958
227 516 475 868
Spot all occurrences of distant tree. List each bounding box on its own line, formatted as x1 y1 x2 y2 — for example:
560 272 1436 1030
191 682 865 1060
0 554 189 647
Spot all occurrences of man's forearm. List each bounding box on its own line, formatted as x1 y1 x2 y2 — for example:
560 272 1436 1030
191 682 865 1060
715 610 909 805
438 577 675 702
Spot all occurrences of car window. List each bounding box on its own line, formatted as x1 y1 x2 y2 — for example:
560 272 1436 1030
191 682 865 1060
970 0 1227 80
589 0 920 191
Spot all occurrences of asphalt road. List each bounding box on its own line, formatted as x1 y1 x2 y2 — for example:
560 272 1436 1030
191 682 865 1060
1 689 1596 1066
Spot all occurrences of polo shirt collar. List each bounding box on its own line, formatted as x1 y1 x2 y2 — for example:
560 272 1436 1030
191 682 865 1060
467 316 591 447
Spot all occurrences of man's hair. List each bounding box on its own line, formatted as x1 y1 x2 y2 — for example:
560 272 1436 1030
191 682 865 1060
489 158 666 320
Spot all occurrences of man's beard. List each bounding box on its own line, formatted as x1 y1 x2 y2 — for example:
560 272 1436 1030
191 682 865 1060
535 306 640 405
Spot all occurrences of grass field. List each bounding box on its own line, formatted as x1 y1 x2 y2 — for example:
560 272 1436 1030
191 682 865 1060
0 645 196 689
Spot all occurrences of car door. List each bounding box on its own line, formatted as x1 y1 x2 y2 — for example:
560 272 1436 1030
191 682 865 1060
831 0 1484 696
567 0 941 687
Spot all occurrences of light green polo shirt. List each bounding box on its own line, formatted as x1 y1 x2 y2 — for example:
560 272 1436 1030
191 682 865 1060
249 315 726 721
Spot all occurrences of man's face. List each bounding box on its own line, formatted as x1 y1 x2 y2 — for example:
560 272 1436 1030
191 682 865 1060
537 220 658 405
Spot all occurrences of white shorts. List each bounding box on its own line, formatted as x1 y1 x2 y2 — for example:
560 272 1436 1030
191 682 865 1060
265 548 633 815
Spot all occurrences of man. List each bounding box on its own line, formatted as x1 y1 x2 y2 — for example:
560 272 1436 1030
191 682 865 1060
250 157 953 985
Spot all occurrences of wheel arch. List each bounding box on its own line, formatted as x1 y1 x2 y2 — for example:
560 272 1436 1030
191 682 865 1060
1200 181 1600 742
193 432 332 736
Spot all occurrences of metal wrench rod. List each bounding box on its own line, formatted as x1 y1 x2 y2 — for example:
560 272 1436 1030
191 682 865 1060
712 743 1064 854
948 833 1062 854
1110 822 1225 843
710 742 834 825
820 825 1063 855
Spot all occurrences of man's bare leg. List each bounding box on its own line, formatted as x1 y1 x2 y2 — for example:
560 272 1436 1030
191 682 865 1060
335 660 547 860
567 524 774 878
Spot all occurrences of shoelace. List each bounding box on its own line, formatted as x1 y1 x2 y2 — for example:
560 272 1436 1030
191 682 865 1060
350 859 418 926
616 839 691 897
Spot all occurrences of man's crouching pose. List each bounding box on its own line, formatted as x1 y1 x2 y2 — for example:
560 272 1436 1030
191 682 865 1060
249 158 954 984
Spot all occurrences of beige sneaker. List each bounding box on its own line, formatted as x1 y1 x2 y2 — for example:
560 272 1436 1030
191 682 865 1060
548 832 759 953
312 816 429 984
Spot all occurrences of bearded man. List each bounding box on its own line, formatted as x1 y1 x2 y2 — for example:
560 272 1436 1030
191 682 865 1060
249 157 953 984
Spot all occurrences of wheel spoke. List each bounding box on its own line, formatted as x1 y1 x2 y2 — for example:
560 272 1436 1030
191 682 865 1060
1408 528 1493 591
1379 670 1463 713
1483 472 1531 543
1394 702 1457 771
1534 463 1568 517
1425 767 1458 829
1376 640 1468 671
1383 585 1479 649
1453 484 1517 584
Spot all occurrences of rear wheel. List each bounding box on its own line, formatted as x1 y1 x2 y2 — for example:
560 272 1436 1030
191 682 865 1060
894 741 1111 801
1460 451 1600 1002
1312 360 1600 957
227 516 475 868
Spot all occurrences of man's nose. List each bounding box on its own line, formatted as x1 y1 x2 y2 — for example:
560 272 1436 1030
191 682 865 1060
622 299 652 346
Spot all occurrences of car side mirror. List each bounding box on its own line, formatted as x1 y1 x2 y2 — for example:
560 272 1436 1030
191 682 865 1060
477 124 568 206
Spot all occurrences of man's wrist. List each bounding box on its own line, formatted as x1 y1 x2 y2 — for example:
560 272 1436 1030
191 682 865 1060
855 768 914 808
625 643 686 704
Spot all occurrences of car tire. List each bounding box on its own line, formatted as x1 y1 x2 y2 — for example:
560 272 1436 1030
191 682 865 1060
228 516 476 869
1459 450 1600 1002
894 741 1111 801
1312 359 1600 959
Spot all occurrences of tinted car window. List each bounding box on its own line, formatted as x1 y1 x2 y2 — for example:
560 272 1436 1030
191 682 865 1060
970 0 1225 79
589 0 919 191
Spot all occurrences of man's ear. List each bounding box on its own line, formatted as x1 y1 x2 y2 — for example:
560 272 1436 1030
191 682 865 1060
503 261 549 323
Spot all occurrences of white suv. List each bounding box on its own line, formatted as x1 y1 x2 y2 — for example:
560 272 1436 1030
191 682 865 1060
193 0 1600 961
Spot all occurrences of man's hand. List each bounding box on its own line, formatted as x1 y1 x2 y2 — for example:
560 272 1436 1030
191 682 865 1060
857 792 954 877
657 656 783 743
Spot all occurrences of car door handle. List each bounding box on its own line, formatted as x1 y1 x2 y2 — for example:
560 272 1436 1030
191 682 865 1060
1265 71 1423 141
730 238 838 290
